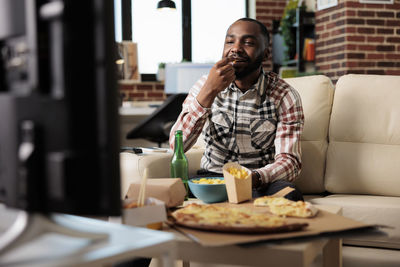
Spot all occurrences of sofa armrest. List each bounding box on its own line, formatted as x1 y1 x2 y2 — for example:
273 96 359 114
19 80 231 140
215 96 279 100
120 148 204 198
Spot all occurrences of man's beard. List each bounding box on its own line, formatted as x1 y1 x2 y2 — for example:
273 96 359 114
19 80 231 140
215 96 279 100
235 54 264 79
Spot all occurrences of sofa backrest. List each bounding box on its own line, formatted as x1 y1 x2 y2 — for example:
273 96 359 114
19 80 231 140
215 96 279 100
285 75 334 194
325 74 400 197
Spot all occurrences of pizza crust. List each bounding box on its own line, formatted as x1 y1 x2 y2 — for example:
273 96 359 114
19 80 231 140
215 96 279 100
173 220 308 234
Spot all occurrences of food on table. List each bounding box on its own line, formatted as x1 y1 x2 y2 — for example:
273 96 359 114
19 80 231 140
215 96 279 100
226 166 249 179
191 178 225 184
189 178 228 203
254 196 318 218
171 203 308 233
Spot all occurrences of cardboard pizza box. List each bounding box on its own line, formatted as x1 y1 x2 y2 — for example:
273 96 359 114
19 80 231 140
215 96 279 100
223 162 252 203
169 202 378 247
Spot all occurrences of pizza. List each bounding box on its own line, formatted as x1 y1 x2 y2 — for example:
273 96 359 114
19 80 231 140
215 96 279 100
170 203 308 234
253 196 318 218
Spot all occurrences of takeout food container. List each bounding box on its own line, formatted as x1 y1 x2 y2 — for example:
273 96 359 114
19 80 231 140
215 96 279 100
109 197 167 230
223 162 252 203
125 178 186 207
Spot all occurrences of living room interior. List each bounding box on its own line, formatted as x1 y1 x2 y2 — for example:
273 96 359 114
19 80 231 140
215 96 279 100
1 0 400 266
120 0 400 148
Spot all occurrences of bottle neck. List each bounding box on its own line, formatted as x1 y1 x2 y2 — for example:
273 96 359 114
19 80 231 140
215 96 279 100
174 134 184 154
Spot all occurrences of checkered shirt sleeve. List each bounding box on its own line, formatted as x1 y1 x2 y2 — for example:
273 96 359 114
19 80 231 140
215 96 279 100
169 75 209 152
258 85 304 183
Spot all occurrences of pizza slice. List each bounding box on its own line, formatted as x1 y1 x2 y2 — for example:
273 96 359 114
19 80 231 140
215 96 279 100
254 196 318 218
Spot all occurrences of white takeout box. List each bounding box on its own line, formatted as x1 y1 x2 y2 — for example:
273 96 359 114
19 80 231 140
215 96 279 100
223 162 252 203
109 197 167 229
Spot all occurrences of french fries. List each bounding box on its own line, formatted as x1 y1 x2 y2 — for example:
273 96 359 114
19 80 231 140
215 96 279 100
227 167 249 179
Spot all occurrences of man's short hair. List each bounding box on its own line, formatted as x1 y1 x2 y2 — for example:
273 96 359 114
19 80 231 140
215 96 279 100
237 18 270 47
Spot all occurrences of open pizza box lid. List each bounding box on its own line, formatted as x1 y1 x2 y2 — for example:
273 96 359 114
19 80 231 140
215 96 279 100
223 162 252 203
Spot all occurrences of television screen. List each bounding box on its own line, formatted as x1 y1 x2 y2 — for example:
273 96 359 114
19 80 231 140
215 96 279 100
0 0 121 216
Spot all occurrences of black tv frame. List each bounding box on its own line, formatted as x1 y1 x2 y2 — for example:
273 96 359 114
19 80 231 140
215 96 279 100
0 0 121 216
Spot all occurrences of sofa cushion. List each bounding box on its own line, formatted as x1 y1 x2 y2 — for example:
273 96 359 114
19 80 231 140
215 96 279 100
285 75 334 194
309 245 400 267
325 74 400 196
341 246 400 267
310 194 400 250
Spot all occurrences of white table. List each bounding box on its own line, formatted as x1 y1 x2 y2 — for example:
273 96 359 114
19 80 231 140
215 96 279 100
166 205 342 267
0 209 175 267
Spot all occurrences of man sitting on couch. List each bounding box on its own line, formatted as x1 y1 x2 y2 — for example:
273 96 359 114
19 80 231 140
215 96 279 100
169 18 304 201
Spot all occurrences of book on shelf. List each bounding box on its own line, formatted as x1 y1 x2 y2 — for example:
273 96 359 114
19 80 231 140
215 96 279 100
303 38 315 61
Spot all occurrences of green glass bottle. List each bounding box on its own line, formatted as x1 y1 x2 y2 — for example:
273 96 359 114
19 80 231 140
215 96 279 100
170 130 189 200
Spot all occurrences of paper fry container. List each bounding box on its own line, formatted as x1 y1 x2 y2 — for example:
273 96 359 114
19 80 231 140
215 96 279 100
223 162 252 203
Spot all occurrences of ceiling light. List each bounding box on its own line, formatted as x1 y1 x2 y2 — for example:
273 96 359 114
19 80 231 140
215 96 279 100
157 0 176 10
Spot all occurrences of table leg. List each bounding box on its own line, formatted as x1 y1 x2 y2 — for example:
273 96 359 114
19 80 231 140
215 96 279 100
323 238 342 267
161 252 174 267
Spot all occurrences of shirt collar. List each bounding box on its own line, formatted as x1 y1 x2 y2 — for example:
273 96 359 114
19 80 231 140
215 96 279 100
227 69 267 97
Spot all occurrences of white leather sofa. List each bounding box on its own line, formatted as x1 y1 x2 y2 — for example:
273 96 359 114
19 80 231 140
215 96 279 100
120 74 400 266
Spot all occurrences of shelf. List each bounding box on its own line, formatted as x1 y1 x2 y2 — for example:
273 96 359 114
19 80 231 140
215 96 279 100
286 59 298 65
288 8 315 73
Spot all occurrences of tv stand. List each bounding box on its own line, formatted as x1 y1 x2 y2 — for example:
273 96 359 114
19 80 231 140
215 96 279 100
0 210 108 257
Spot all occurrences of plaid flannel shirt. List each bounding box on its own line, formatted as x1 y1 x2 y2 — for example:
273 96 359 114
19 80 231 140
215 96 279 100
169 71 304 184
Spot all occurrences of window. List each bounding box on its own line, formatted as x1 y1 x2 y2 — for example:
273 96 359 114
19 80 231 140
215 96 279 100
115 0 247 74
191 0 246 63
114 0 122 42
132 0 182 74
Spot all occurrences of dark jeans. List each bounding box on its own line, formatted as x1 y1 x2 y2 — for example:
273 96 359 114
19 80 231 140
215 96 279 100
193 170 304 201
113 258 151 267
252 179 304 201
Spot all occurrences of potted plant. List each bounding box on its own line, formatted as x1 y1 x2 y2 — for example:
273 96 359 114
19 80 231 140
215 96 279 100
157 62 166 81
280 0 299 62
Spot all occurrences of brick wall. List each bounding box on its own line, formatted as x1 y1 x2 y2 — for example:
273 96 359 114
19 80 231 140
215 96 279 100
119 81 166 102
316 0 400 83
256 0 287 71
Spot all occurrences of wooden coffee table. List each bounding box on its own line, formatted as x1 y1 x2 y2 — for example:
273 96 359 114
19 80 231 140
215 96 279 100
163 204 342 267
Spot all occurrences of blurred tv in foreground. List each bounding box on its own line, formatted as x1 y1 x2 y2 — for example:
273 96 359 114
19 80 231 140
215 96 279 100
0 0 121 216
